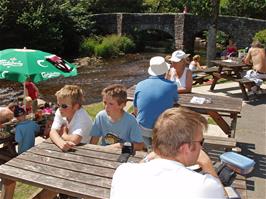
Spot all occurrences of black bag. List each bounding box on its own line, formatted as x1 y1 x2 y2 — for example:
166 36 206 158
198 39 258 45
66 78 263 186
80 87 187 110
214 162 236 186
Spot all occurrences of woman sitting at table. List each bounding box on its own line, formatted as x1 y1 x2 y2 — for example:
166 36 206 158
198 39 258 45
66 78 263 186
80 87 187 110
167 50 193 94
222 39 238 57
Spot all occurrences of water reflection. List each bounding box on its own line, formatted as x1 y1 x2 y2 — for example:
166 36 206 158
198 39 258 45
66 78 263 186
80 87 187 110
0 53 161 106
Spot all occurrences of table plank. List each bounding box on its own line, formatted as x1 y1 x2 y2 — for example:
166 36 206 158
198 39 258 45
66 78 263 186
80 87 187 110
0 164 110 199
177 93 242 114
127 85 242 114
28 146 120 169
16 152 115 178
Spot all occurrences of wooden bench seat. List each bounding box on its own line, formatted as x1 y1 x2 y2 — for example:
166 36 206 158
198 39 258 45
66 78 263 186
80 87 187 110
235 77 266 100
204 135 236 150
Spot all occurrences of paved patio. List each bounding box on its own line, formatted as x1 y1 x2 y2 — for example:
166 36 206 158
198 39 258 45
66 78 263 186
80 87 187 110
193 81 266 199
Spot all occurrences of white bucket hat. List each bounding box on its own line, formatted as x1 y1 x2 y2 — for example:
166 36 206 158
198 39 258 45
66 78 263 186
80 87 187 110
169 50 190 63
148 56 170 76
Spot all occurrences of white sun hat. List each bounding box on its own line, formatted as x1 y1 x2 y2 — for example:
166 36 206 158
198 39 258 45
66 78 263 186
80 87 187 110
169 50 190 63
148 56 170 76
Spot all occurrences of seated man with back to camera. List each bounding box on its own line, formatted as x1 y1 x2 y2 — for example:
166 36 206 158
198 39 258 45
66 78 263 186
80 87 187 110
111 107 225 199
49 85 93 151
133 56 178 150
90 84 144 151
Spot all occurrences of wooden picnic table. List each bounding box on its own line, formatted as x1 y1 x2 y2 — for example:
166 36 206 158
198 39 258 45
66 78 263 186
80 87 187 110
127 85 242 138
0 139 247 199
210 59 253 100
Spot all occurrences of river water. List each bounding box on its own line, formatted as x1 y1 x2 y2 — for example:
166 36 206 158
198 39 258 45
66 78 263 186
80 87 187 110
0 53 163 106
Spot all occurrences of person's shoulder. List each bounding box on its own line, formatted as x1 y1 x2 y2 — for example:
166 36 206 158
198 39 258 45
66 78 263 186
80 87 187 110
115 162 140 173
123 111 137 121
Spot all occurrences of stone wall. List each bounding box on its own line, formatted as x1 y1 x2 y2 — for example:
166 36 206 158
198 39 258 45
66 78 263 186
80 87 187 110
92 13 266 53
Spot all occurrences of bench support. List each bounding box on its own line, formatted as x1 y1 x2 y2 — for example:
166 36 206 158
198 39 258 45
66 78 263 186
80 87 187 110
0 179 16 199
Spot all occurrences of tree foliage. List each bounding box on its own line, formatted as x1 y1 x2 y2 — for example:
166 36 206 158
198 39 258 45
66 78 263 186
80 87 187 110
221 0 266 20
86 0 145 13
0 0 94 56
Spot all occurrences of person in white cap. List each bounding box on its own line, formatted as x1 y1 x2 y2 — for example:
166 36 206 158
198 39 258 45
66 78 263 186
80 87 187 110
133 56 178 149
168 50 193 93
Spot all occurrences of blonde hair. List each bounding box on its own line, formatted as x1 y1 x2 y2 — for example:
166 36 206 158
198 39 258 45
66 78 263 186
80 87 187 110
55 85 84 106
251 40 264 48
24 96 32 103
193 55 200 61
101 84 127 105
153 107 207 158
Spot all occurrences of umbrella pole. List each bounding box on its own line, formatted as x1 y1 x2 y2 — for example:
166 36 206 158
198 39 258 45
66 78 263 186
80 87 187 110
23 82 26 107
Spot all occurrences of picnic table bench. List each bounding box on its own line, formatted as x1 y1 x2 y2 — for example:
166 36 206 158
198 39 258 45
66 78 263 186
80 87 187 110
0 139 247 199
127 85 242 138
210 59 256 100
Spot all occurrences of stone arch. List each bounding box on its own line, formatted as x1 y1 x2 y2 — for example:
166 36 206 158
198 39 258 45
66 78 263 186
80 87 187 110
92 13 266 54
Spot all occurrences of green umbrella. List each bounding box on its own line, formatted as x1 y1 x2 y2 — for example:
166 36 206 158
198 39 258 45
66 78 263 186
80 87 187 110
0 48 77 83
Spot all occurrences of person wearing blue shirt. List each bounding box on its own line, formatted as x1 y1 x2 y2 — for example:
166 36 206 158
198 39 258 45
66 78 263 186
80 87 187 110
90 84 144 151
133 56 178 149
14 107 40 154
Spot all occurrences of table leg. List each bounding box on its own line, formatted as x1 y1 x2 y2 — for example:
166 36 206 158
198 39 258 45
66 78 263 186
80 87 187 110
230 113 238 138
210 66 223 91
207 111 232 137
0 179 16 199
238 82 249 100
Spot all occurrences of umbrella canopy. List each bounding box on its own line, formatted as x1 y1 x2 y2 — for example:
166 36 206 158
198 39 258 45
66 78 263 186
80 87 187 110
0 48 77 83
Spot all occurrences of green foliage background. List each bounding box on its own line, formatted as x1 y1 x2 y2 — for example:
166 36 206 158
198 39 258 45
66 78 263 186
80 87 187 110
0 0 265 57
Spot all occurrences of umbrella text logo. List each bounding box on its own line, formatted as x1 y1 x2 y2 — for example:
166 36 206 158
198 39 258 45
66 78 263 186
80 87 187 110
0 58 23 68
37 60 48 67
41 72 61 79
0 71 8 79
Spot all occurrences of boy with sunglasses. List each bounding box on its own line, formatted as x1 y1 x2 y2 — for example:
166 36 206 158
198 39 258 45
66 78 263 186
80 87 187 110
90 84 144 151
50 85 93 151
111 107 225 199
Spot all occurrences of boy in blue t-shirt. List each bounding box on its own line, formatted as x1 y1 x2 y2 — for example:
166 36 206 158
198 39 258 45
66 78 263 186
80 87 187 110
14 107 40 154
90 84 144 151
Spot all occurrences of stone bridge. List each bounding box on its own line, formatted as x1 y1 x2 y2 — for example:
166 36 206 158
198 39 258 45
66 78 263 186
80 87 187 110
92 13 266 53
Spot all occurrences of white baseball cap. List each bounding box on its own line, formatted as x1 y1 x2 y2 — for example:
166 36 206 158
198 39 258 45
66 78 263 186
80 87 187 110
148 56 170 76
169 50 190 63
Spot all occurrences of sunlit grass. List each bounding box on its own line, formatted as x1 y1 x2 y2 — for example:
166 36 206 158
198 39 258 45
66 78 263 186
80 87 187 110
14 182 41 199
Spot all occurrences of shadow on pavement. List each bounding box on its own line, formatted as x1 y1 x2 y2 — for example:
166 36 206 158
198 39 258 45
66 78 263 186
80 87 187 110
237 142 266 191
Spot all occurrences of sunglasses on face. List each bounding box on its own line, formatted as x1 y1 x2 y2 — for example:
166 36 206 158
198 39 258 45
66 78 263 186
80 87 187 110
192 138 205 146
57 104 71 109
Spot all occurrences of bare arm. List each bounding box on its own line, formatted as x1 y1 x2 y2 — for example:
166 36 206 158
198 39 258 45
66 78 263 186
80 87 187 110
244 49 252 64
90 136 100 145
197 150 218 178
61 132 82 145
50 128 75 151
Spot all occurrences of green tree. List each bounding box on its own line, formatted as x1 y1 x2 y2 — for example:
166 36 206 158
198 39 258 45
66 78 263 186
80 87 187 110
220 0 265 19
87 0 145 13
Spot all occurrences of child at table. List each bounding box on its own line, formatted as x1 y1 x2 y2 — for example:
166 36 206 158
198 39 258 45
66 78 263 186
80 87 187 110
23 96 33 115
14 106 40 154
90 84 144 151
189 55 207 71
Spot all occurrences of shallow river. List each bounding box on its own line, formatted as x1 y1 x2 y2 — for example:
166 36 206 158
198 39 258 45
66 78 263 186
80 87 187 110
0 53 163 106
